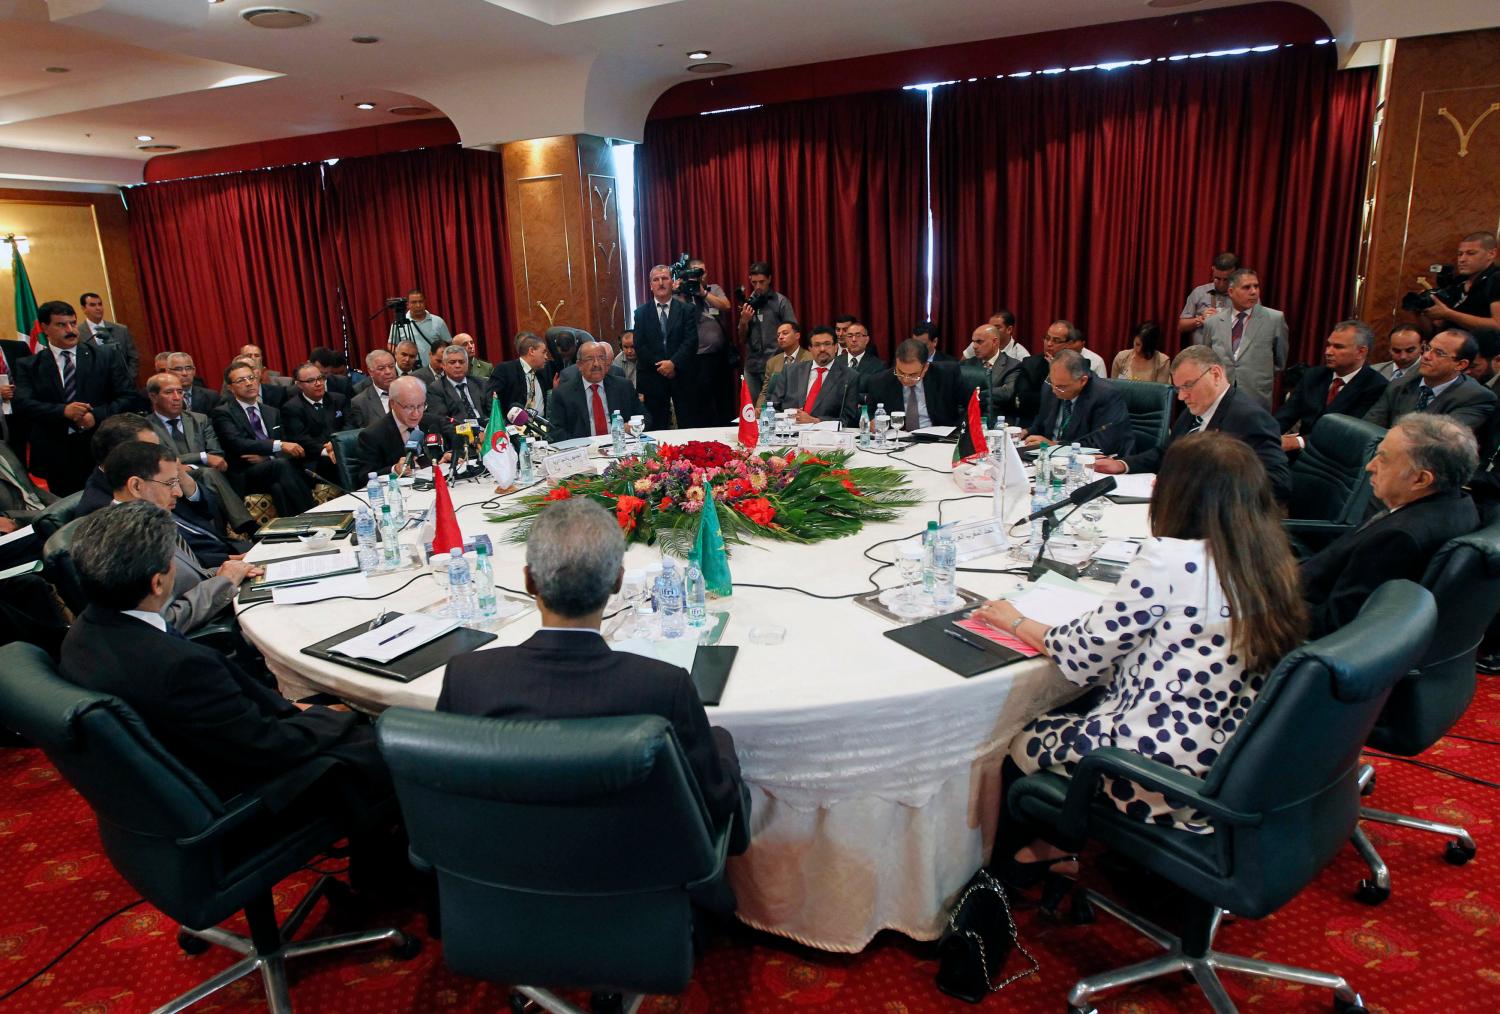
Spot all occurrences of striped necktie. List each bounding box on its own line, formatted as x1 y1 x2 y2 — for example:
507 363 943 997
59 349 76 402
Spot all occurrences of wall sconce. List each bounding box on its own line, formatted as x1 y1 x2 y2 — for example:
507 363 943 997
1 234 31 256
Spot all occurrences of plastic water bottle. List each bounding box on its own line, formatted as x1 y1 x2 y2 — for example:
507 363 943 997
516 434 534 484
873 403 891 448
857 404 871 449
446 548 476 621
931 531 958 607
365 472 385 514
354 505 379 573
386 473 406 526
473 544 498 619
610 409 627 456
656 559 686 639
379 504 402 568
633 565 657 636
759 402 777 446
684 552 708 629
922 520 939 599
1065 443 1084 495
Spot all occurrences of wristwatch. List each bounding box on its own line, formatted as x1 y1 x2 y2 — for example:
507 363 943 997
1010 615 1025 632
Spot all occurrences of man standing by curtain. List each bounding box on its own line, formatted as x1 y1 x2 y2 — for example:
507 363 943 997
1178 252 1239 345
387 289 451 363
1203 268 1288 408
632 265 698 429
736 260 797 402
78 292 140 382
679 257 733 426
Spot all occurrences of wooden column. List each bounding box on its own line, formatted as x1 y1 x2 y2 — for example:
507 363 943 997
499 134 627 349
1359 28 1500 355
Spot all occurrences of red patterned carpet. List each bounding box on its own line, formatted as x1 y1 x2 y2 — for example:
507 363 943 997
3 682 1500 1013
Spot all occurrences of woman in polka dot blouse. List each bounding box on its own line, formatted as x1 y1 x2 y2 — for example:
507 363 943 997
975 432 1306 886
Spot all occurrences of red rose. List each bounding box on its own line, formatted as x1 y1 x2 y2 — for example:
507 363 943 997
658 496 674 510
840 478 861 496
734 497 776 526
544 486 572 501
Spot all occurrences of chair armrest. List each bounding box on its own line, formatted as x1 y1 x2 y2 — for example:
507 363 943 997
1282 519 1353 555
1059 747 1262 841
186 621 237 644
686 812 734 892
175 793 269 847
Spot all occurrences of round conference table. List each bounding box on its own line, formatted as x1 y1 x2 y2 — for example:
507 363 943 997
237 427 1149 953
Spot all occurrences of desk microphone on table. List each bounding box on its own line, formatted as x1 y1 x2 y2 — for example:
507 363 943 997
1025 476 1117 582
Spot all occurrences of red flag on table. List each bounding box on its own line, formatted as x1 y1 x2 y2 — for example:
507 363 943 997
737 374 758 447
429 465 464 556
952 387 990 465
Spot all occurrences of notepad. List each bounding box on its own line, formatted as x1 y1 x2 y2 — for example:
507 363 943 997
271 573 369 605
613 636 699 674
1104 472 1156 500
260 549 359 586
1006 583 1104 627
329 612 460 663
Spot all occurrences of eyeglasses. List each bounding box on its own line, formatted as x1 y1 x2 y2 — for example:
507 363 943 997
893 366 926 382
1174 370 1214 395
295 376 325 384
392 400 427 411
145 476 182 490
1426 346 1462 362
228 375 257 386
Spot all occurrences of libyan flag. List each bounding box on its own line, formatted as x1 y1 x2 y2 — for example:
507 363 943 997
951 387 990 466
10 242 41 352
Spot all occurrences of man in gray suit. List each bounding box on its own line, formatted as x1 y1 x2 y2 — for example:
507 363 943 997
1372 324 1423 383
1364 328 1497 436
427 345 490 423
103 441 261 634
349 348 398 429
79 292 140 381
144 371 255 534
1202 268 1288 408
766 327 850 424
0 439 56 528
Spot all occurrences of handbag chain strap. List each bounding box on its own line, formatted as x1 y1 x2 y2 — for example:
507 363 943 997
947 869 1041 992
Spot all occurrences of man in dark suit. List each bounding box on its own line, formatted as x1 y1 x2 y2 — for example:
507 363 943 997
1024 351 1134 457
13 300 138 495
166 353 221 417
281 362 351 486
1095 345 1292 502
0 439 55 565
350 349 398 430
1301 414 1480 636
310 346 359 399
211 362 316 517
912 321 956 364
486 333 551 425
351 375 455 479
78 292 140 382
844 339 966 429
144 371 256 536
0 337 32 459
1364 328 1497 437
426 345 490 424
1277 320 1388 453
837 321 885 379
631 264 699 428
59 500 394 829
767 327 849 425
549 341 648 441
438 498 749 854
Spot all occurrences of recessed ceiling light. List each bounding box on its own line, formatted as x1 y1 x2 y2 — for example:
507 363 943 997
355 102 376 110
240 7 316 29
686 62 732 75
44 66 69 74
1145 0 1204 7
387 105 434 116
138 144 180 152
351 35 379 44
687 50 711 60
136 134 154 141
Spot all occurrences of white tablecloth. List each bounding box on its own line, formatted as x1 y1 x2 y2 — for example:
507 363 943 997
238 428 1149 952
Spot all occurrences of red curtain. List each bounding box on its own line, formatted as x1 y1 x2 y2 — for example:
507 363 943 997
126 163 342 379
636 90 927 361
930 46 1376 365
324 145 515 367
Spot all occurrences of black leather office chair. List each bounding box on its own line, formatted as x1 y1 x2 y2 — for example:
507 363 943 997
959 360 995 421
31 490 83 545
377 710 735 1014
1113 380 1173 456
1007 581 1436 1014
0 642 417 1013
1350 518 1500 904
1283 413 1385 551
329 428 364 493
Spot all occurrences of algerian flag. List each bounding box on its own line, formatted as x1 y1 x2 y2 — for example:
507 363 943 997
693 481 733 597
480 396 517 487
10 240 41 352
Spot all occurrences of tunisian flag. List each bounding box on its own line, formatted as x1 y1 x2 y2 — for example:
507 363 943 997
736 375 758 447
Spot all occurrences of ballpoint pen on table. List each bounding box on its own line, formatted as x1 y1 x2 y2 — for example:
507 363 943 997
377 625 415 646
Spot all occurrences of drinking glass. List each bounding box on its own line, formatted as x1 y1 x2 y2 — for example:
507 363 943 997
893 545 927 618
874 412 891 449
1075 457 1104 542
614 572 645 640
889 411 906 439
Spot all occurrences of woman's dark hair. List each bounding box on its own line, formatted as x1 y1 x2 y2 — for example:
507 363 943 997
1133 321 1162 359
1149 432 1305 671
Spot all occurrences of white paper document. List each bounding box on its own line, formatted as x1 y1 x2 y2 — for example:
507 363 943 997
613 637 699 674
0 524 33 549
330 613 460 664
272 573 369 605
261 550 356 585
1094 540 1142 564
1104 472 1157 499
1007 583 1104 627
913 425 956 438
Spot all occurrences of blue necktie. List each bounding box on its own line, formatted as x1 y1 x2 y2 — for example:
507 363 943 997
1416 386 1435 412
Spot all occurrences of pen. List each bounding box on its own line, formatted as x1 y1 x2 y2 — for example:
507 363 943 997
376 625 415 646
943 627 992 652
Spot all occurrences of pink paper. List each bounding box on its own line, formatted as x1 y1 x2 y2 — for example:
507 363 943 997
956 617 1042 657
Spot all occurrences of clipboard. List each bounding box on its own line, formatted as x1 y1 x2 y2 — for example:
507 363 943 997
247 549 361 592
691 646 737 705
883 608 1030 678
301 613 496 682
256 510 356 543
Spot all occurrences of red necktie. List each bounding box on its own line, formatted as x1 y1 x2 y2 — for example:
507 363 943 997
1325 376 1345 407
590 383 608 435
804 366 826 411
1230 311 1247 354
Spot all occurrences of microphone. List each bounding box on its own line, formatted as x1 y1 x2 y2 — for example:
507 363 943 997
403 429 421 473
423 431 443 467
506 405 551 440
1023 476 1117 522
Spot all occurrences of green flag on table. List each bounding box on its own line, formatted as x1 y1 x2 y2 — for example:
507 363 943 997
693 482 733 597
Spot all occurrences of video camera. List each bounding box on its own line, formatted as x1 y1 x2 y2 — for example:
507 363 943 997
669 252 705 299
384 296 408 312
1401 265 1466 313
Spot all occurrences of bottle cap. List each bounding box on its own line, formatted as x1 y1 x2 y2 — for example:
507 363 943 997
449 547 461 557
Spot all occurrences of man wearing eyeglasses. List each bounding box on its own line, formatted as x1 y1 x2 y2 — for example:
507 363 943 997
351 375 455 479
993 320 1099 425
282 362 350 485
211 362 316 516
1363 328 1497 437
166 353 221 416
843 339 965 429
1094 345 1290 502
1021 350 1134 457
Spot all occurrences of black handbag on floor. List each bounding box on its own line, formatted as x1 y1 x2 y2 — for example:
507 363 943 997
935 869 1040 1003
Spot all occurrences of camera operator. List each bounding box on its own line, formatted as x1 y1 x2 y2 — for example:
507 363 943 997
1417 231 1500 333
674 256 733 426
387 288 452 362
736 260 798 402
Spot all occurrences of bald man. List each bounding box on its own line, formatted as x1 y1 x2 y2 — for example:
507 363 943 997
350 375 456 478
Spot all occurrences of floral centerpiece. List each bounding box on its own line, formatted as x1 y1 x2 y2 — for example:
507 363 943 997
489 440 921 557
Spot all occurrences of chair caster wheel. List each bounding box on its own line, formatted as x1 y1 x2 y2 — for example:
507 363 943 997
1445 841 1476 865
176 928 212 955
390 932 422 960
1069 890 1096 925
1359 773 1376 797
1354 879 1389 905
1334 995 1367 1013
1068 1005 1097 1014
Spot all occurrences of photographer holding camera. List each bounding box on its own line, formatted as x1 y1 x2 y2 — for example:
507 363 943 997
1410 231 1500 333
671 255 733 426
736 260 798 401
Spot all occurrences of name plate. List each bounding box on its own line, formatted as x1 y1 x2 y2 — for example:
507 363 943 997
948 516 1011 563
798 429 855 452
542 445 595 481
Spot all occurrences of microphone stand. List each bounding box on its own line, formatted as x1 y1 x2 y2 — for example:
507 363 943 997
1027 501 1086 582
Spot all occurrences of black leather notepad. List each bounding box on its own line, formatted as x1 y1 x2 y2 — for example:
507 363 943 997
300 613 496 683
692 646 738 705
883 608 1029 678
